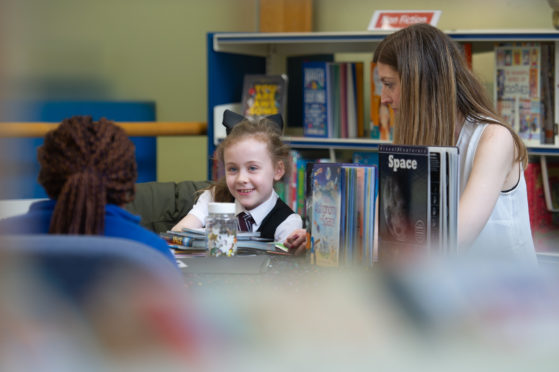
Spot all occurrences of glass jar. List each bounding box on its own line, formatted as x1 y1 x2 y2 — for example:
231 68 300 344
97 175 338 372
206 202 237 257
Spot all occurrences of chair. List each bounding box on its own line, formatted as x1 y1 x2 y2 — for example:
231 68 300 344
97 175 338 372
0 234 207 368
124 180 210 233
0 234 183 302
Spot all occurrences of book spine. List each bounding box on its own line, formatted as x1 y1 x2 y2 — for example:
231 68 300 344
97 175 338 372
355 62 365 138
339 62 348 138
429 152 441 249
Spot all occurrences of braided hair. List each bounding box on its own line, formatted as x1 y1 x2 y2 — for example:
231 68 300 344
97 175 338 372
38 116 137 235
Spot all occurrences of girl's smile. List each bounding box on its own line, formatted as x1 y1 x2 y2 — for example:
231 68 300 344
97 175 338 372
224 137 284 211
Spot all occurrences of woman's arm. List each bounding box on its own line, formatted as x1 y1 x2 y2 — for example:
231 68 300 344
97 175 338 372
458 124 517 247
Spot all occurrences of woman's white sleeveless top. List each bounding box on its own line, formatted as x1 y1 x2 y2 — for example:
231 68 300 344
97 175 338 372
456 119 537 265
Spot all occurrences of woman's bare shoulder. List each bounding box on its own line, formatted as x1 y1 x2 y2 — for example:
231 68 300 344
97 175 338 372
479 124 514 150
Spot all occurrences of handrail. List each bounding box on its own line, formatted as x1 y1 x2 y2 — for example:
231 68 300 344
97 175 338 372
0 121 207 137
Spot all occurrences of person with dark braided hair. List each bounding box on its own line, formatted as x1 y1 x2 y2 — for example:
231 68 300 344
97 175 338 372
0 116 175 263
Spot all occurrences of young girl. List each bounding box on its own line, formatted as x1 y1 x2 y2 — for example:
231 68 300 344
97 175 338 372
373 23 536 264
172 118 307 254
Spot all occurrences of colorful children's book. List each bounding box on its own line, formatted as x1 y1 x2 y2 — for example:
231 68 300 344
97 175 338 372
162 231 285 255
494 43 546 145
311 163 343 266
303 61 330 137
310 162 378 267
242 74 287 124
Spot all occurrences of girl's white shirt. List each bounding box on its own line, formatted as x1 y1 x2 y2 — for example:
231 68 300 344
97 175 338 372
457 118 537 265
188 189 302 243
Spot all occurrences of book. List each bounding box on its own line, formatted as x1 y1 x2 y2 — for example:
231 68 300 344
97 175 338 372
328 63 341 138
352 151 379 166
311 163 342 266
524 161 554 230
355 62 365 138
346 62 357 138
162 231 285 254
310 162 378 267
177 228 261 240
494 43 550 145
461 42 473 70
339 63 348 138
370 62 395 140
539 156 559 212
286 54 334 128
242 74 288 124
541 42 556 144
302 61 365 139
377 144 459 263
303 61 330 137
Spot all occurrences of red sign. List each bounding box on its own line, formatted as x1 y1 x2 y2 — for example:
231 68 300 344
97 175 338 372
368 10 441 30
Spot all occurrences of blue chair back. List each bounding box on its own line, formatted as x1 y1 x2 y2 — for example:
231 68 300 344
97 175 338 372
0 235 182 302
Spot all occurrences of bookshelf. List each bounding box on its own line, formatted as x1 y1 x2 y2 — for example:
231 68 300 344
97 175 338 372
207 30 559 177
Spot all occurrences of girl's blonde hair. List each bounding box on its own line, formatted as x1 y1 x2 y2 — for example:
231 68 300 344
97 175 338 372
211 118 291 202
373 23 527 167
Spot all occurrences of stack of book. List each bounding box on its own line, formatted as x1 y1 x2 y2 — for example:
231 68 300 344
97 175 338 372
377 144 459 262
161 228 288 256
310 162 378 267
302 61 365 138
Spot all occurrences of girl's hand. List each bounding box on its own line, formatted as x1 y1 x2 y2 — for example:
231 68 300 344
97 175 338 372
283 229 307 256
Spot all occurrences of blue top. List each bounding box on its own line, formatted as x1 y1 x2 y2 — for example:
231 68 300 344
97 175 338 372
0 199 176 264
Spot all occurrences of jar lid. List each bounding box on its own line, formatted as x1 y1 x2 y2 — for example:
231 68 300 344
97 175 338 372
208 202 236 214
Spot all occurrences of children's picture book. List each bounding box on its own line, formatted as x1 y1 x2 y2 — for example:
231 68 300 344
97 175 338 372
303 61 330 137
310 162 378 267
242 74 288 124
494 43 545 145
370 62 395 141
311 163 342 266
286 54 334 128
377 144 459 263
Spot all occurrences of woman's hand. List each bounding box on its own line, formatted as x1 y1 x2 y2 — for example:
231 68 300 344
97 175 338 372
283 229 307 256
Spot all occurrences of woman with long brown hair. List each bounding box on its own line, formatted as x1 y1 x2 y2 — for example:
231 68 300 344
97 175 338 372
373 23 535 263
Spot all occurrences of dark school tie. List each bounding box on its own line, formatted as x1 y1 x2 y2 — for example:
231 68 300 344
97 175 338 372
237 211 255 232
